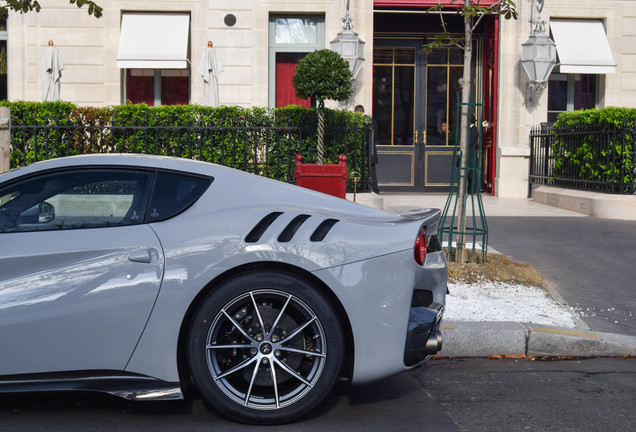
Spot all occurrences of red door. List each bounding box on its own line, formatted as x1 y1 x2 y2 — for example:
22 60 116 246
275 53 311 108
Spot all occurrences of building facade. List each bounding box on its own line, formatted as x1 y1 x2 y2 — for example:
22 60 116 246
4 0 636 197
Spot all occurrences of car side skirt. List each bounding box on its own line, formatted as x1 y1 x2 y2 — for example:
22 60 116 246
0 371 183 401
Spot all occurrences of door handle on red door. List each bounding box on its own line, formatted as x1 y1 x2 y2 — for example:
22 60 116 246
128 249 152 263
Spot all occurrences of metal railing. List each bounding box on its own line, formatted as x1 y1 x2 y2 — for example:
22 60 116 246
8 113 374 192
529 122 636 196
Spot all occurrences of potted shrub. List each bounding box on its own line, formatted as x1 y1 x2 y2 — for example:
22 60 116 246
292 49 352 197
292 49 353 164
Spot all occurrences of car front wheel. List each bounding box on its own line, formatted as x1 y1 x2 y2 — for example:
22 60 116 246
187 271 343 424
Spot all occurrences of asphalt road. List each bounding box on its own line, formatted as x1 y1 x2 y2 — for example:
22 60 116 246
2 358 635 431
421 357 636 432
486 216 636 337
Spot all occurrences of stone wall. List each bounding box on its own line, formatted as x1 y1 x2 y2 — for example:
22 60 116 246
7 0 373 110
495 0 636 198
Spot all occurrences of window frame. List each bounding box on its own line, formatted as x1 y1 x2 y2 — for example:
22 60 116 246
118 12 192 106
122 68 191 106
547 73 600 122
267 14 325 108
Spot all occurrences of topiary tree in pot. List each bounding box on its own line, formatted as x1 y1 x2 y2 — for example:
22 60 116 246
292 49 353 164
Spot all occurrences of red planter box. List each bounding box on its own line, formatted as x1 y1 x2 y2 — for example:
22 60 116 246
294 154 347 198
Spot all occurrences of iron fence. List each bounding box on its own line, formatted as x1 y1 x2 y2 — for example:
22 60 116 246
9 113 374 192
529 122 636 196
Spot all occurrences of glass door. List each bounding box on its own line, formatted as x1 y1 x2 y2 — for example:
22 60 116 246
422 46 465 191
372 40 470 192
373 39 426 192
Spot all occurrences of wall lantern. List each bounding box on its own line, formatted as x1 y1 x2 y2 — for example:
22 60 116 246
330 0 365 80
520 0 556 93
521 32 557 91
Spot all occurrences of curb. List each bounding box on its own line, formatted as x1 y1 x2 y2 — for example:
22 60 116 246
439 321 636 358
532 185 636 221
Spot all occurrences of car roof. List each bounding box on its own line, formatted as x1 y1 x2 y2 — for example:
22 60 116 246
0 154 220 182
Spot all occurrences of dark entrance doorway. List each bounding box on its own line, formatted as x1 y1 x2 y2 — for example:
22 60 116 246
373 38 464 192
373 11 498 194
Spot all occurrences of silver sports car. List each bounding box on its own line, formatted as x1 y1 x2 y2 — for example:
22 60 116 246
0 154 446 424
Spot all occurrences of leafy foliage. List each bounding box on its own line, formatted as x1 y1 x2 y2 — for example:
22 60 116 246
422 0 517 53
266 106 371 188
69 0 101 17
0 0 102 18
551 108 636 188
0 100 108 166
292 49 353 108
1 101 372 191
292 49 353 164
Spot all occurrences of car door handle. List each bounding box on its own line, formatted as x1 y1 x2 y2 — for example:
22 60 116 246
128 249 152 264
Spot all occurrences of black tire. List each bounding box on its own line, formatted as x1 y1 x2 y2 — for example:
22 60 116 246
187 270 344 424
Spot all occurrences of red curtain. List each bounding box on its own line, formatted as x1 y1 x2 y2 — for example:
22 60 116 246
275 53 311 108
125 70 154 106
161 75 189 106
125 70 189 106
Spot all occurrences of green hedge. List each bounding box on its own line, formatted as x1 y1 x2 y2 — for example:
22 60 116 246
1 101 371 187
551 107 636 186
0 101 109 166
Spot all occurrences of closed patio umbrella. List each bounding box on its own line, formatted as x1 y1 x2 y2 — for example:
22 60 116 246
41 40 64 102
196 41 224 107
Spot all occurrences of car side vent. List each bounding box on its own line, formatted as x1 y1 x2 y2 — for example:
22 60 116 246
310 219 339 242
278 214 311 242
245 212 283 243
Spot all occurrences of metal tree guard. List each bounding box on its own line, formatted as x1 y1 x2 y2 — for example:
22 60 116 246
438 94 488 262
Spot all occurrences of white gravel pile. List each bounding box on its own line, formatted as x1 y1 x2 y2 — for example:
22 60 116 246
445 280 581 328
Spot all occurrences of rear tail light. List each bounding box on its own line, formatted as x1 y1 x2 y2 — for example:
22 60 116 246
414 226 427 265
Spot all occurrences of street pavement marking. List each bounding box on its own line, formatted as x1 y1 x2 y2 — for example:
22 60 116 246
441 324 457 329
530 326 603 339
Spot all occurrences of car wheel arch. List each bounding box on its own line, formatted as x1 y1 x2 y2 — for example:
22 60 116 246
175 262 355 392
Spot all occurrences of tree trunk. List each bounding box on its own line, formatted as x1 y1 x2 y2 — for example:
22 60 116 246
317 101 325 164
455 11 475 264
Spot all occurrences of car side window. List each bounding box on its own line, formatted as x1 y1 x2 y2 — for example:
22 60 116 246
0 169 152 233
147 172 211 223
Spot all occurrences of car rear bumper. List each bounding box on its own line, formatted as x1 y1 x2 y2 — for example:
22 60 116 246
314 248 447 385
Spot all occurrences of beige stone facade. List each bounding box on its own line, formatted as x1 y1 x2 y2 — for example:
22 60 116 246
5 0 636 198
496 0 636 197
7 0 373 109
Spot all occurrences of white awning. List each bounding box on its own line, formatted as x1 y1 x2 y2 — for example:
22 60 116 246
550 19 616 74
117 13 190 69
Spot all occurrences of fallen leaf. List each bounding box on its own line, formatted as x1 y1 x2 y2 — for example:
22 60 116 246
504 354 526 359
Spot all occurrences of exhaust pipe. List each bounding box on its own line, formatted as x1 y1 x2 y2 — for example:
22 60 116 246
404 304 444 365
423 330 442 356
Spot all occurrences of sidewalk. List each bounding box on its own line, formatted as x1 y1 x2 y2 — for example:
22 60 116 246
352 187 636 220
352 192 636 358
388 193 587 217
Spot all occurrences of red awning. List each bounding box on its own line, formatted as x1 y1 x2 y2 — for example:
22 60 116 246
374 0 499 7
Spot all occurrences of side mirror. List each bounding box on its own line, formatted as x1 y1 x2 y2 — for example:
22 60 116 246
38 201 55 223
